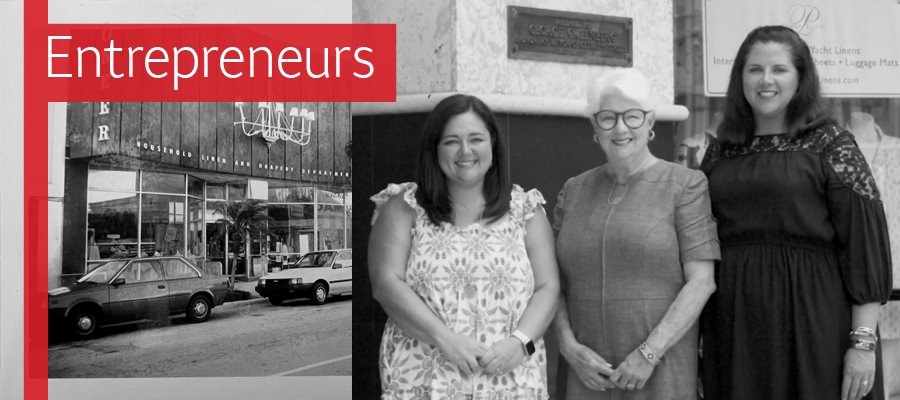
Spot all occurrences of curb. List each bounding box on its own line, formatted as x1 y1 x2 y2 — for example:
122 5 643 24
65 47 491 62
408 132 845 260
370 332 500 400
217 297 270 311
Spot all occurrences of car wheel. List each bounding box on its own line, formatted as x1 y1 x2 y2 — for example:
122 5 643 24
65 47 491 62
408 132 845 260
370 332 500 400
186 295 211 323
312 282 328 305
68 308 99 339
268 297 284 306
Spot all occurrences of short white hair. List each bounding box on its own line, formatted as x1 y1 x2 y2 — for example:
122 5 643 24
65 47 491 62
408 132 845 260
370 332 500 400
584 68 658 119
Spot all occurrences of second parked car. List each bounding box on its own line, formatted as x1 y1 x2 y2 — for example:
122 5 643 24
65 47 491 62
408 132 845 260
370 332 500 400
255 249 352 305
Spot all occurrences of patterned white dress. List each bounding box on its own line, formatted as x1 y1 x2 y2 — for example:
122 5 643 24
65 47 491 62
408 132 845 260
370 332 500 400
371 182 549 400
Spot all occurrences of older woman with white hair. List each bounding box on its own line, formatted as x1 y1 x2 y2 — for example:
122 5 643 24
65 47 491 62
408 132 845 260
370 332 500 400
552 68 720 399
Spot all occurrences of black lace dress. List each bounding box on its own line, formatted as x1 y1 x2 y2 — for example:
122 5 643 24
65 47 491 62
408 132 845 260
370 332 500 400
699 122 893 400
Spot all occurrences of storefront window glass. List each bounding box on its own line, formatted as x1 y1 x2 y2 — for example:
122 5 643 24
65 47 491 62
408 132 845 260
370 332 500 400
88 168 138 191
290 204 315 256
188 175 203 197
142 171 186 194
187 198 204 259
228 183 246 201
317 204 346 250
207 183 225 200
84 191 139 269
141 194 185 257
268 186 314 202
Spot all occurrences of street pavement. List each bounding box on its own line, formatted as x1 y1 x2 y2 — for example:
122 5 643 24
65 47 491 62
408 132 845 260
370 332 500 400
48 290 351 378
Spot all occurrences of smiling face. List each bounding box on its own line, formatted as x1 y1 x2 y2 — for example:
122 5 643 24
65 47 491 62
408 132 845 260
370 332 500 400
437 110 493 189
742 42 799 132
594 93 654 162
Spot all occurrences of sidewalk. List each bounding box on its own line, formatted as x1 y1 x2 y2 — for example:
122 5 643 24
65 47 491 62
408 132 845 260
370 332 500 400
233 279 262 299
215 278 270 311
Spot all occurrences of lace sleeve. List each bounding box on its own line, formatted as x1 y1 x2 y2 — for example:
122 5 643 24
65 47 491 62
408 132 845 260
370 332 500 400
823 128 881 202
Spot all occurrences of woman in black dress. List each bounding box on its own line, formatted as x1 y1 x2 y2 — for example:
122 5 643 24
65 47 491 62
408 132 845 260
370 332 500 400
700 25 893 400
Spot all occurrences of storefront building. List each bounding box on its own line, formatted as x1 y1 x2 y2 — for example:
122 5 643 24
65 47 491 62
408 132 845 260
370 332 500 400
53 101 351 288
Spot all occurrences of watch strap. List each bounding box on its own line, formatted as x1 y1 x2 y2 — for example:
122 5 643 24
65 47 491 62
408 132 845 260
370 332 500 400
511 330 535 356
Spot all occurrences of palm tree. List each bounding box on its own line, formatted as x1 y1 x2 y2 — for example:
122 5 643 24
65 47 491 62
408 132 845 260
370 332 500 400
213 199 271 285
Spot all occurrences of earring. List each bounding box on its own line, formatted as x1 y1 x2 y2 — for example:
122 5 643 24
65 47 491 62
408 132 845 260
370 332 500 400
593 134 600 144
648 130 656 141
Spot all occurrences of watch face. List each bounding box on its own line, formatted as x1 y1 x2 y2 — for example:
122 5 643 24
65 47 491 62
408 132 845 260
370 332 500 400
525 341 536 356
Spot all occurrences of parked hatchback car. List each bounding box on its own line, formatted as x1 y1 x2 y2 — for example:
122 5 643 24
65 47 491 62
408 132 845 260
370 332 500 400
48 257 230 339
255 249 352 305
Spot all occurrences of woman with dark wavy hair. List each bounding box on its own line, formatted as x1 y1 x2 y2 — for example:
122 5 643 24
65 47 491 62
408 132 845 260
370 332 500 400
369 94 560 399
700 25 892 400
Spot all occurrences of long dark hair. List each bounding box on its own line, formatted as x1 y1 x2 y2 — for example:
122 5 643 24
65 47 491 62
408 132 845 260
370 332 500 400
718 25 831 144
415 94 511 226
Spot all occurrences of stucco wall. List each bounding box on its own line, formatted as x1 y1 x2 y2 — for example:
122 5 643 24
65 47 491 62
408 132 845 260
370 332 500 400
457 0 673 105
354 0 674 105
353 0 456 94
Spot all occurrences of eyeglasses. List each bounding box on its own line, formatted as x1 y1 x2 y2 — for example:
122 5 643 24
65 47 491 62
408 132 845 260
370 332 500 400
593 109 652 130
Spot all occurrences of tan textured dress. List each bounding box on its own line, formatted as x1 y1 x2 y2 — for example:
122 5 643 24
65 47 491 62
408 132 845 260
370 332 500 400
553 161 720 400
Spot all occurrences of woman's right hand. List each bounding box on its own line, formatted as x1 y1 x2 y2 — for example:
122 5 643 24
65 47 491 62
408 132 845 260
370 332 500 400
560 338 616 391
436 331 490 376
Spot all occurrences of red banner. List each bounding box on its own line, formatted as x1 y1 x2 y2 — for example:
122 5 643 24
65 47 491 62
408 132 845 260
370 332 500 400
36 24 395 102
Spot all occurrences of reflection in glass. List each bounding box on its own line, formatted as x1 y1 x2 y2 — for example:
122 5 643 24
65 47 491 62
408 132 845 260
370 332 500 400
290 204 315 256
228 183 246 201
268 186 314 202
317 204 345 250
142 171 186 194
187 198 204 259
88 168 139 191
86 191 139 264
141 194 185 257
207 183 226 200
188 175 203 197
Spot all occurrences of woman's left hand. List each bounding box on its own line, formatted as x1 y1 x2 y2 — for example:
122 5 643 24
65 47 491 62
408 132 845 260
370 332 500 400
609 347 655 391
842 348 876 400
479 338 526 375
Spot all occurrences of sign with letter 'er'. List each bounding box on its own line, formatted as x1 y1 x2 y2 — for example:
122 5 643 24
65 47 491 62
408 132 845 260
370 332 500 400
703 0 900 97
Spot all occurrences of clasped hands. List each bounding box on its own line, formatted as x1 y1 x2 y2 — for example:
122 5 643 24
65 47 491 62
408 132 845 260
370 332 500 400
437 332 526 376
562 340 656 392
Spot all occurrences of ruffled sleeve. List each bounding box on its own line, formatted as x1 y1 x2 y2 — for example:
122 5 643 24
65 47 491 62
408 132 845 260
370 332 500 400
823 130 893 305
369 182 420 226
675 169 721 264
511 184 546 224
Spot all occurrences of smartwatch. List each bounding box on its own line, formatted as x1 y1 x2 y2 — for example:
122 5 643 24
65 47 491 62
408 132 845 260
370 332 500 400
511 330 536 356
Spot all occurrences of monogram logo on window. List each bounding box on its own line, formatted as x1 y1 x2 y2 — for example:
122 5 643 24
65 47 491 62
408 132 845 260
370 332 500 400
787 5 822 36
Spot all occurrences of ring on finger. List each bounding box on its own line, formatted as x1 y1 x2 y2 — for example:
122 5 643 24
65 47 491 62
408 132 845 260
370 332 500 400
862 380 869 386
627 383 635 390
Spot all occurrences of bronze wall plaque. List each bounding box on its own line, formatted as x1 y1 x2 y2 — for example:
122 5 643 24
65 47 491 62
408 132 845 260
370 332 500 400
507 6 633 67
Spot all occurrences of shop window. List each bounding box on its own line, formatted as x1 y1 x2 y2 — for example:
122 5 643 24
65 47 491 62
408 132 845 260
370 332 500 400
228 183 246 201
188 175 203 197
268 186 314 202
142 171 186 194
88 168 138 192
141 194 185 257
207 183 225 200
317 204 346 250
290 204 315 255
85 191 139 266
187 198 204 258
